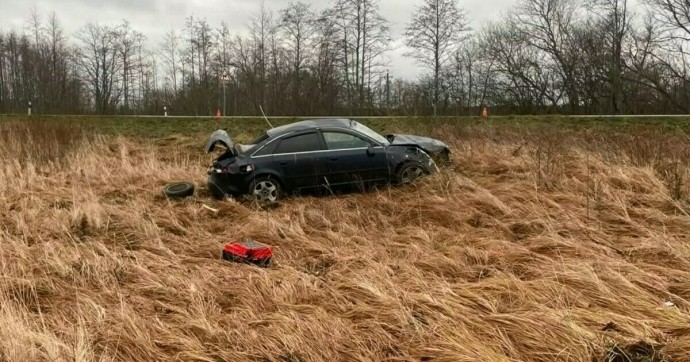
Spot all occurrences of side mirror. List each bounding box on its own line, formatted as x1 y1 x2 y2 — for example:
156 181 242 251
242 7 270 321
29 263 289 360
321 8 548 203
367 144 375 156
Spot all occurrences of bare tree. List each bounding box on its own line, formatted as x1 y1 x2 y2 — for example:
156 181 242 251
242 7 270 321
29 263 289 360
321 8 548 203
27 6 43 47
588 0 631 113
326 0 390 113
115 21 145 113
281 1 316 113
213 22 233 115
625 15 690 113
194 18 215 113
268 17 288 113
178 16 216 114
12 0 690 117
404 0 469 116
647 0 690 40
480 21 563 113
310 13 341 114
514 0 583 113
74 23 122 113
570 20 610 113
644 0 690 110
445 39 494 115
46 11 72 113
248 3 274 111
161 29 180 95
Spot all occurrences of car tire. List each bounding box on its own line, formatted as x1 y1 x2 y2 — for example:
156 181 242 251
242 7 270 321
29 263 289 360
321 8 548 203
396 162 428 185
207 174 227 200
164 182 195 198
248 176 282 203
208 182 226 200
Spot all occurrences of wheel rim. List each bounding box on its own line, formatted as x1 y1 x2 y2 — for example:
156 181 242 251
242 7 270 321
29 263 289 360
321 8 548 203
253 180 278 202
401 166 424 183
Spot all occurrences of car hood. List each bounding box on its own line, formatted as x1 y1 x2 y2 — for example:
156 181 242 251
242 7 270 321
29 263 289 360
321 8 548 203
206 130 235 154
386 134 450 154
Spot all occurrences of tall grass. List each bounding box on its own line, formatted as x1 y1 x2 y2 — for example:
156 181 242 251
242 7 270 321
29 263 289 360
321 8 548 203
0 119 689 361
0 119 91 167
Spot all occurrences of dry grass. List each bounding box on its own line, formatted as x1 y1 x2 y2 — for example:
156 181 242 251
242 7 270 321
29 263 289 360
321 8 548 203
0 119 91 167
1 120 690 362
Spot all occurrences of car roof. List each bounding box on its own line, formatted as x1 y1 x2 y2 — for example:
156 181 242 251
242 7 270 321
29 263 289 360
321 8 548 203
266 118 357 138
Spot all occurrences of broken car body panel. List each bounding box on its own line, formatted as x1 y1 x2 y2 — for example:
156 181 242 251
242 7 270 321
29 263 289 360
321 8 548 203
205 129 234 154
386 134 450 156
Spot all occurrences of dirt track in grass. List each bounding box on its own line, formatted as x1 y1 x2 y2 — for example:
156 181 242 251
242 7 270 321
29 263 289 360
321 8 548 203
1 119 690 361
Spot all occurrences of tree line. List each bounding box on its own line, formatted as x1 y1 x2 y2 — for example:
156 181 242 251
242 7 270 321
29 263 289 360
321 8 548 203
1 0 689 116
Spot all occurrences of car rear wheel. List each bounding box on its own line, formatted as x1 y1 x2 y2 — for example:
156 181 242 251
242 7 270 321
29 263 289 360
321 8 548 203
396 163 427 184
249 176 282 202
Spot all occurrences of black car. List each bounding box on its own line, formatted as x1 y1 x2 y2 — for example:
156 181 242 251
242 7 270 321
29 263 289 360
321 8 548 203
205 119 450 202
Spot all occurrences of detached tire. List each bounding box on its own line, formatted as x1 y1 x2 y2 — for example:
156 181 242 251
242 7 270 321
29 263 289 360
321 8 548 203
164 182 195 198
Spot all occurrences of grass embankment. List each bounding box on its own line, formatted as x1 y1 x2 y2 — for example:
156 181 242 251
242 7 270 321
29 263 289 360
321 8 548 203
5 114 690 139
0 117 689 361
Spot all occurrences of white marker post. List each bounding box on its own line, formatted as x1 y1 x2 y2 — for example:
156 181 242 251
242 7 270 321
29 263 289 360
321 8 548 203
164 106 167 117
28 101 32 116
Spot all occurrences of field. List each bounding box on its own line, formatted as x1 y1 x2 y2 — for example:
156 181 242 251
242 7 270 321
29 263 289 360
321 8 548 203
1 115 690 361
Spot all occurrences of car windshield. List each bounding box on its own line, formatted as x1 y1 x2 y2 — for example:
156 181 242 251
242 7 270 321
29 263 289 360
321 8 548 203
234 132 269 156
249 132 269 145
351 121 389 145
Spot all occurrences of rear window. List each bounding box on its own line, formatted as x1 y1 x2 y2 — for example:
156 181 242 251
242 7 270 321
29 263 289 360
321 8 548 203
274 132 323 154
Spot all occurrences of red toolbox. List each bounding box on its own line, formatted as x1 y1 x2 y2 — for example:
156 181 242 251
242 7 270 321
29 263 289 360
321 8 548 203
222 240 273 266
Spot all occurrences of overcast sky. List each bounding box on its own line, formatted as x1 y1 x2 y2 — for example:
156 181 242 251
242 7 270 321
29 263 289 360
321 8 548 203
0 0 515 79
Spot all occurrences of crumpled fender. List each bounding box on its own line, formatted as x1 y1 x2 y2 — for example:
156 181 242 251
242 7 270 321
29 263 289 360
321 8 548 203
206 129 234 154
386 134 450 155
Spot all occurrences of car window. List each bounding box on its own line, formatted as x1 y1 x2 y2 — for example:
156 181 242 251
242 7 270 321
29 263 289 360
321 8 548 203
323 131 371 150
253 141 276 156
274 132 323 154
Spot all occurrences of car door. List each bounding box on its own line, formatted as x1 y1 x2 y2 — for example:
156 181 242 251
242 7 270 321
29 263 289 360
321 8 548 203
271 131 328 191
320 130 389 187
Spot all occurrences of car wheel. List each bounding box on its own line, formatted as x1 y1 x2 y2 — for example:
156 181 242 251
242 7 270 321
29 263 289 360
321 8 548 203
396 163 427 184
164 182 195 198
249 176 282 203
208 180 226 200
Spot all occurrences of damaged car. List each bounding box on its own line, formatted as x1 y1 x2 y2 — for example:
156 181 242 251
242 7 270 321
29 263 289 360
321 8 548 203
205 118 451 202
